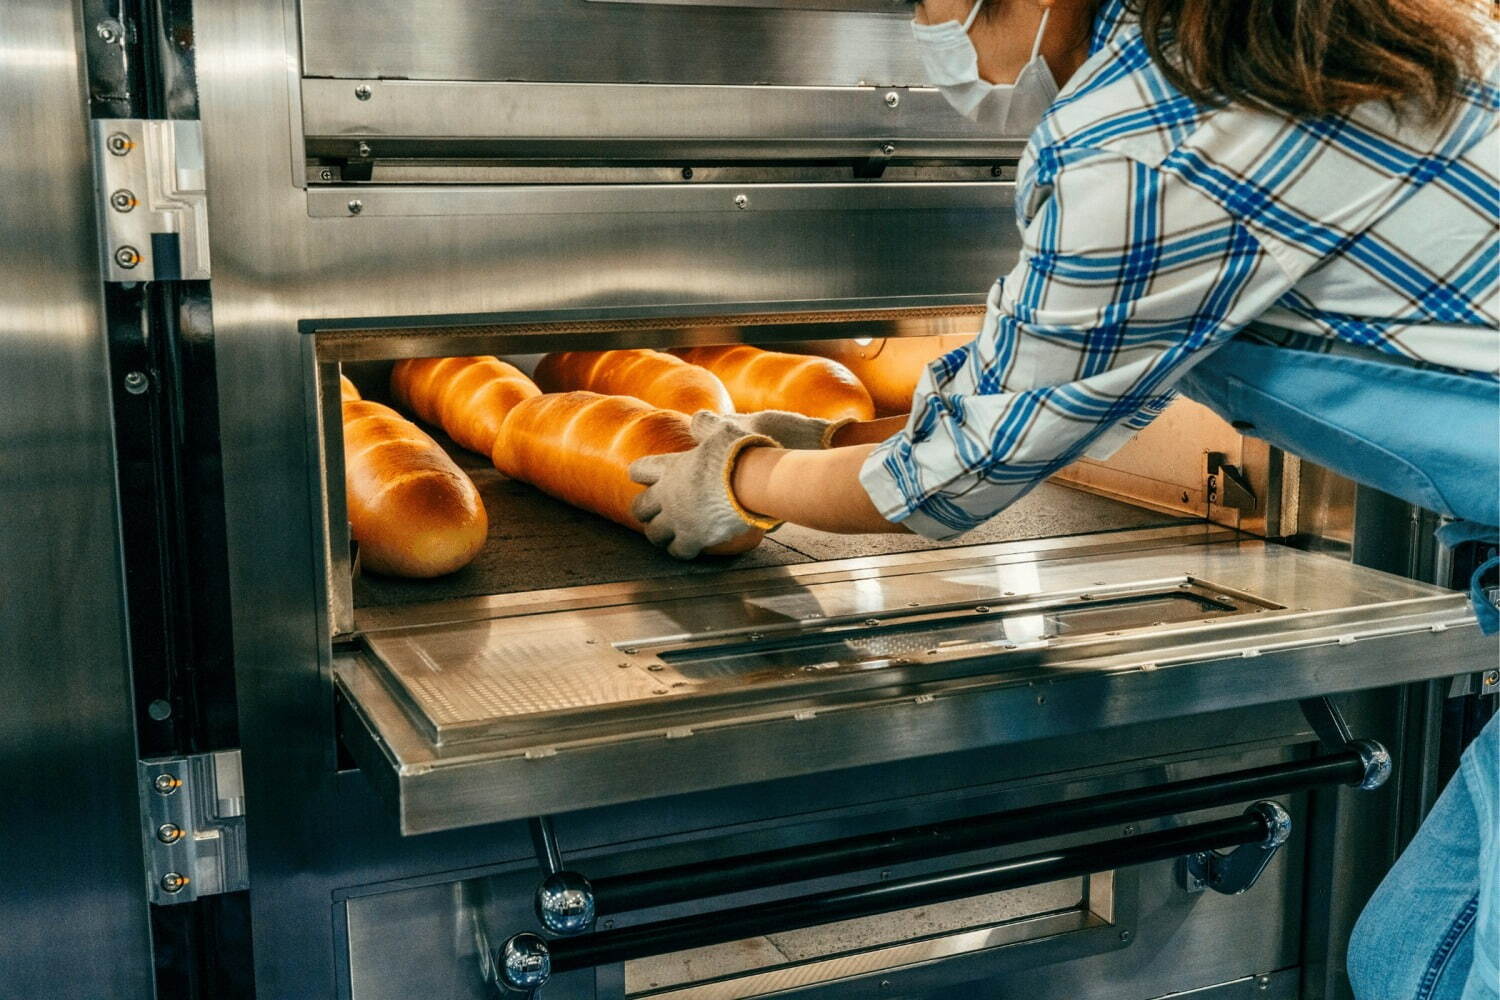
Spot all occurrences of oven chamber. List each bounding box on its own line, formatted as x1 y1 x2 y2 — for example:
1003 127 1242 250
153 0 1495 997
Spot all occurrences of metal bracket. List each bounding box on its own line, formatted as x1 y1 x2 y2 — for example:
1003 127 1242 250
138 750 247 905
92 119 211 282
1207 452 1257 515
1179 801 1292 896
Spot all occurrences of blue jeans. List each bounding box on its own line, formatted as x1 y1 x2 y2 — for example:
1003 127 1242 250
1350 714 1499 999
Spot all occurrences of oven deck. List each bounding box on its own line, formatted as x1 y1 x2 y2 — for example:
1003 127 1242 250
335 527 1484 833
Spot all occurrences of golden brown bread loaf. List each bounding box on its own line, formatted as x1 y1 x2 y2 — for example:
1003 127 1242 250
492 391 763 556
390 356 540 456
533 350 734 415
790 336 972 416
671 345 875 422
339 374 361 401
342 399 487 578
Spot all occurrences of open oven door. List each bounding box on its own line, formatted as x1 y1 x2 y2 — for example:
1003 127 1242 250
334 524 1491 834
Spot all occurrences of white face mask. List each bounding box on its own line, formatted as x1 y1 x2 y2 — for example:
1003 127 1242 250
911 1 1060 135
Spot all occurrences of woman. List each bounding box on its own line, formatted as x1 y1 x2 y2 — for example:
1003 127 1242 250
631 1 1498 995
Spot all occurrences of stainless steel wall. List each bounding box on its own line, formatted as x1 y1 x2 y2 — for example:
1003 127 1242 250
0 0 154 996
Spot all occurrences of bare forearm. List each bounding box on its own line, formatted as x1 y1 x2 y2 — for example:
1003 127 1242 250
830 415 909 447
731 444 911 534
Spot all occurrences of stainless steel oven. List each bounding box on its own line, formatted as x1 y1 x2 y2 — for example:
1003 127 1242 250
6 1 1495 998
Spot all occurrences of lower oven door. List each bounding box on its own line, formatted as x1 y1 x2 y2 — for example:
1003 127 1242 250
334 524 1489 834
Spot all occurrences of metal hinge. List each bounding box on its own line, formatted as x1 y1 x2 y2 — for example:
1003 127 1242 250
138 750 247 904
92 119 211 282
1206 452 1257 515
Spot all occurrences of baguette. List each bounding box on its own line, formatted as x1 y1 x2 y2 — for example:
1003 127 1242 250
671 345 875 421
534 349 733 415
390 356 540 456
492 391 763 556
789 336 972 416
342 399 487 578
339 374 361 401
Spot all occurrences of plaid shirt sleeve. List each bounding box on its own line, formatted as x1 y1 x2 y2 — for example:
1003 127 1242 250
859 146 1298 540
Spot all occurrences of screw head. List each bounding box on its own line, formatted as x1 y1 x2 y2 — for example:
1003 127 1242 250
680 166 694 180
95 19 124 44
1119 929 1133 943
106 132 133 156
114 245 141 269
123 370 149 395
152 772 179 795
1484 670 1498 686
147 698 172 720
734 194 749 209
319 168 334 182
880 143 896 156
884 91 900 108
354 84 373 101
109 189 137 212
357 141 372 158
974 605 990 614
160 872 189 893
1255 975 1271 991
346 199 363 215
156 823 183 844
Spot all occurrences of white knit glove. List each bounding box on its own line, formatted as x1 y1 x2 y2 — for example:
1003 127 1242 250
721 410 854 450
628 411 782 559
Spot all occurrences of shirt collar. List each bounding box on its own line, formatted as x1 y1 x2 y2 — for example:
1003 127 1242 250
1088 0 1132 56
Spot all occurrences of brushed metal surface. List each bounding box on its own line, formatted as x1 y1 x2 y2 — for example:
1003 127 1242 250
0 1 153 995
335 539 1489 833
301 0 929 87
299 79 1028 156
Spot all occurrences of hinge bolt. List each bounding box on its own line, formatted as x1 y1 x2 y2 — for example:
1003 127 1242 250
106 132 133 156
157 823 183 844
884 91 900 108
152 772 180 795
109 189 137 212
160 872 190 894
114 245 141 269
123 370 149 395
354 84 373 101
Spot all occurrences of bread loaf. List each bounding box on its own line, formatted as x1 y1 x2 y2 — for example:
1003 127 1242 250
493 391 763 556
340 374 361 401
342 399 487 578
390 356 540 456
671 346 875 421
534 350 734 415
790 336 972 416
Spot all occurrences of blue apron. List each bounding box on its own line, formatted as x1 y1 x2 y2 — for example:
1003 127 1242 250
1179 338 1500 633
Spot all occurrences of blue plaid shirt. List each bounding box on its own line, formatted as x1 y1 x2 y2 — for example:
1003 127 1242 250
862 0 1500 539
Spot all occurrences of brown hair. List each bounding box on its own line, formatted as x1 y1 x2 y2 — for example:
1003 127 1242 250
1126 0 1494 119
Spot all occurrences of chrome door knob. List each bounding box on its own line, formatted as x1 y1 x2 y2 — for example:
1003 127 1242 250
535 871 596 936
495 933 550 994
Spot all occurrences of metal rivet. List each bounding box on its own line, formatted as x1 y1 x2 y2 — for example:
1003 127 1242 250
354 84 373 101
864 618 879 626
147 698 172 721
616 662 630 669
114 245 141 269
109 189 137 212
647 664 664 672
1119 929 1133 942
884 91 899 108
95 19 124 44
157 823 183 844
123 370 149 395
1255 975 1271 991
160 872 189 894
152 772 180 795
681 166 694 180
748 632 763 641
1181 491 1191 503
880 143 896 156
653 688 668 695
879 981 892 989
346 199 363 215
1123 825 1137 836
357 141 372 158
106 132 132 156
734 194 749 210
622 647 638 655
974 605 990 614
319 168 334 182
